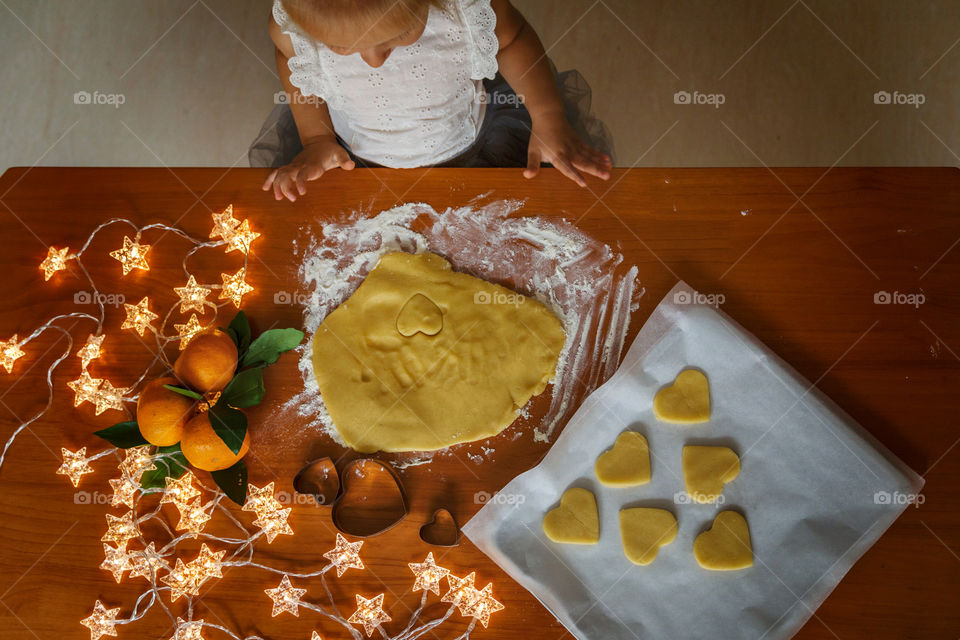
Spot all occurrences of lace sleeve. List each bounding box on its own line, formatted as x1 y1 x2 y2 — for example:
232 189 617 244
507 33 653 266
271 0 333 101
455 0 499 80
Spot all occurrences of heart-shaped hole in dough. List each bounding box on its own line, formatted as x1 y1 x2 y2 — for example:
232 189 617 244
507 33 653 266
654 369 710 424
595 431 651 487
542 488 599 545
693 511 753 571
396 292 443 337
682 445 740 503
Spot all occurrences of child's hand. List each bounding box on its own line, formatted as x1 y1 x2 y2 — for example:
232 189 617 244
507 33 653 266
262 138 355 202
523 114 612 187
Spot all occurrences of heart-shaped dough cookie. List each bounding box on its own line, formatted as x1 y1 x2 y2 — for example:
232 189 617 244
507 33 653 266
542 488 599 545
682 445 740 503
653 369 710 424
619 508 678 565
396 293 443 337
693 511 753 571
595 431 651 487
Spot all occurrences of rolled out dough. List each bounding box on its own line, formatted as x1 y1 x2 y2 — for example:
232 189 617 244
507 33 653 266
312 252 565 452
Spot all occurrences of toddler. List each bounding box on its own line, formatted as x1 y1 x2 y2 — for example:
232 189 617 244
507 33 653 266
257 0 614 201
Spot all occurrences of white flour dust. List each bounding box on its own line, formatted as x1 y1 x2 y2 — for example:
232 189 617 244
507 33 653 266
283 198 639 463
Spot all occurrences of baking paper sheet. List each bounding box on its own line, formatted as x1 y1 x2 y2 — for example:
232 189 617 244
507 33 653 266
463 281 923 640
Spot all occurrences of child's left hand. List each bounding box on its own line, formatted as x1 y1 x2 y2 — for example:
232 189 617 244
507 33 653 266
523 113 612 187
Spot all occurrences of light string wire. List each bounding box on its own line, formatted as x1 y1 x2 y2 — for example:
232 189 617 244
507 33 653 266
1 207 504 640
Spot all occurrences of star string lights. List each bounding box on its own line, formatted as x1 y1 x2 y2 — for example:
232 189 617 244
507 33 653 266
0 334 25 373
80 600 120 640
173 275 212 314
174 314 204 350
76 334 104 369
57 447 94 487
264 574 307 617
323 532 364 577
8 208 512 640
40 245 72 280
121 296 158 336
219 268 254 309
409 552 450 595
109 235 151 276
348 593 392 637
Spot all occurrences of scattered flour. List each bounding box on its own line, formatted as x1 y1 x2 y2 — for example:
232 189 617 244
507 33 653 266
282 197 639 461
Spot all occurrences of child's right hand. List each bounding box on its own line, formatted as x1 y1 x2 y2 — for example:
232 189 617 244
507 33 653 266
262 137 355 202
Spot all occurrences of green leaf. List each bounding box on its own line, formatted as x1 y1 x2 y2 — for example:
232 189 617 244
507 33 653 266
241 328 304 368
220 326 239 348
229 311 252 354
140 444 188 489
163 384 203 400
94 421 149 449
220 368 265 408
211 460 248 505
209 403 247 455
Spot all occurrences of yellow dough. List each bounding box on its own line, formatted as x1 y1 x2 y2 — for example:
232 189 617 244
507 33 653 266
595 431 651 487
312 252 565 452
693 511 753 571
682 446 740 503
618 508 678 565
653 369 710 424
543 488 599 545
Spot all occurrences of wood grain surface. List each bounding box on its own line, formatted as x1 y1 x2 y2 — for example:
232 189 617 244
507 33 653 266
0 167 957 640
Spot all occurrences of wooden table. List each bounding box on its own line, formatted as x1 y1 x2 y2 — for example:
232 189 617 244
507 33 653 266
0 167 957 640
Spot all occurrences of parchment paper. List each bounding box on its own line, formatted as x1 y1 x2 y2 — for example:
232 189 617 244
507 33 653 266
463 281 923 640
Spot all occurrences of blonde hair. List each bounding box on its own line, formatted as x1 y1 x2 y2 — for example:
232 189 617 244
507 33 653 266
281 0 446 43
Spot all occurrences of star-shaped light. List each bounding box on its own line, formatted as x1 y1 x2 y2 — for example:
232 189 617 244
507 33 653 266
0 334 25 374
408 552 450 595
100 543 131 583
348 593 391 637
442 572 478 615
174 275 212 314
192 544 225 580
171 618 205 640
128 542 168 581
102 510 140 545
174 314 204 350
225 219 260 255
57 447 94 487
120 446 155 482
210 205 240 241
109 235 151 275
161 473 200 507
242 482 284 517
175 498 213 537
323 533 364 577
67 370 103 407
219 268 253 309
264 574 307 617
80 600 120 640
253 507 293 544
94 380 127 415
121 296 158 335
464 582 504 628
76 334 105 369
162 558 204 602
109 476 139 508
40 246 71 281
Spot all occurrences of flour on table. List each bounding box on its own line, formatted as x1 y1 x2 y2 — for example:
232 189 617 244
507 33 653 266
283 198 639 460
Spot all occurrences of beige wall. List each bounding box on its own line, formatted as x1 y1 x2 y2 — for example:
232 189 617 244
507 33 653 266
0 0 957 170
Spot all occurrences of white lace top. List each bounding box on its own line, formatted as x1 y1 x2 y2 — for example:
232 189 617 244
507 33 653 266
272 0 499 168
